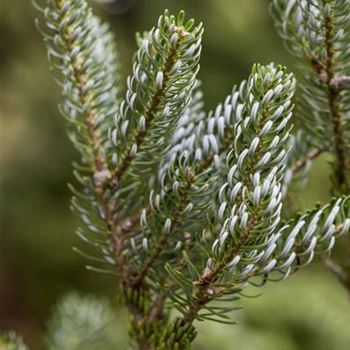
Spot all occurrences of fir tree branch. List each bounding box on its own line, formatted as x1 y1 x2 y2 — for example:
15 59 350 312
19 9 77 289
181 197 350 326
165 63 296 325
291 145 326 174
282 138 326 201
43 0 110 180
113 45 178 181
110 12 203 192
37 0 124 275
271 0 350 294
131 171 195 286
132 79 257 290
37 3 350 348
111 11 203 273
271 0 350 193
322 1 350 192
325 258 350 293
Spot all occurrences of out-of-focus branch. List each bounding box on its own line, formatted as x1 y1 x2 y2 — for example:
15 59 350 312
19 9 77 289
291 146 326 174
325 258 350 294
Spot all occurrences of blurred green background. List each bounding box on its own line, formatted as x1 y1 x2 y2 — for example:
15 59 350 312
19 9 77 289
2 0 349 349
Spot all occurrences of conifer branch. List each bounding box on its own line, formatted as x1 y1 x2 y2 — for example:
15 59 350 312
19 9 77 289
131 171 196 286
110 12 202 189
271 0 350 293
325 258 350 293
323 1 350 192
36 2 350 348
291 145 325 174
271 0 350 193
282 134 327 197
112 45 178 181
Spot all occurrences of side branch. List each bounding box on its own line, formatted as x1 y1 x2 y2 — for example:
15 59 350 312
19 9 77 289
325 258 350 294
60 6 108 181
131 172 195 287
112 44 179 182
182 214 258 326
323 5 350 192
291 146 326 174
57 1 116 232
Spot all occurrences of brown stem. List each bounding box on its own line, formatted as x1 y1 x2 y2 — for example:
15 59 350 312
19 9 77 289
325 258 350 294
147 294 166 322
113 208 151 241
291 146 326 174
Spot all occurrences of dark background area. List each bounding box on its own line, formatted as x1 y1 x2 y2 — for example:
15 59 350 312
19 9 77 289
2 1 350 349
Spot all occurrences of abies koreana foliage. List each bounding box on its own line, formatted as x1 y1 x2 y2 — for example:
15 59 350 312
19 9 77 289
32 0 350 349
